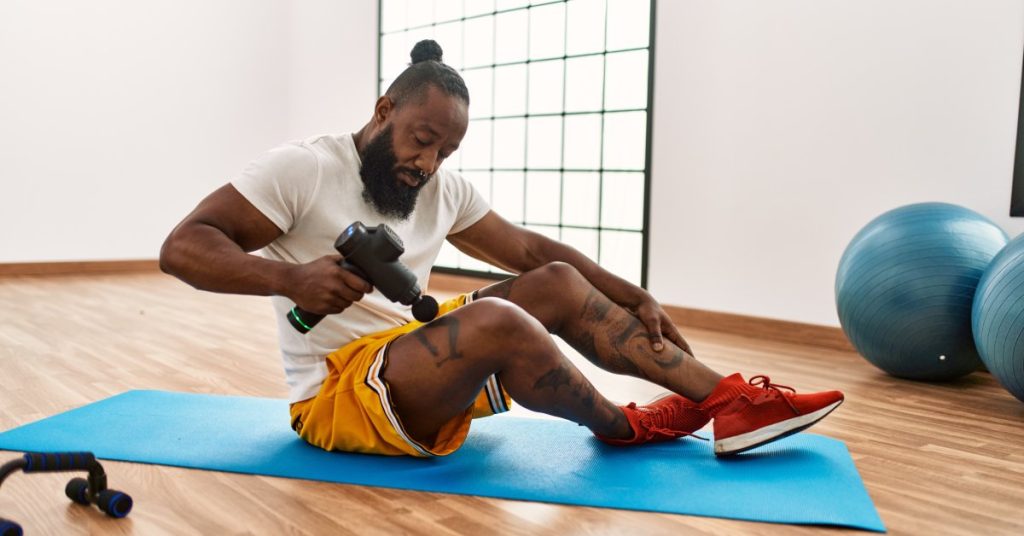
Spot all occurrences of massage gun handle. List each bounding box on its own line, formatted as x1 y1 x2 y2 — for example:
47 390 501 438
286 261 368 334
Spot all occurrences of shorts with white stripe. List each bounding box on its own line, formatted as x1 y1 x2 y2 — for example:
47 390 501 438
288 291 512 457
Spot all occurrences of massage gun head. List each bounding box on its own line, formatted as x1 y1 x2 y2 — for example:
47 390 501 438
412 295 439 323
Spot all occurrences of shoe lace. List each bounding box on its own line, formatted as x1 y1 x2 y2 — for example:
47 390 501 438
748 375 799 414
627 402 708 442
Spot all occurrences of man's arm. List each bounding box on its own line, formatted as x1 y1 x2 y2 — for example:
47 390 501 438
447 210 690 353
159 184 370 315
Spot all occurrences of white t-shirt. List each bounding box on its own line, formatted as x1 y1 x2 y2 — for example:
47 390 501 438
232 133 490 402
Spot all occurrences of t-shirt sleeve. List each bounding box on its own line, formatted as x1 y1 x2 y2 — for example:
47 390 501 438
445 171 491 235
230 143 320 233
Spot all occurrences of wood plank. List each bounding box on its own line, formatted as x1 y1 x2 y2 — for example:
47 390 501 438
663 304 854 352
0 260 159 276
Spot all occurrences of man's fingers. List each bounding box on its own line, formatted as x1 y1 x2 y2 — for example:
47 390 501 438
652 310 691 354
671 333 692 355
340 269 372 293
333 284 364 304
640 312 665 351
666 324 692 355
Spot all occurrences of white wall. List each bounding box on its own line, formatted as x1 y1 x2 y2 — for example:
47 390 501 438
5 0 1023 330
0 0 376 262
649 0 1024 327
286 0 377 141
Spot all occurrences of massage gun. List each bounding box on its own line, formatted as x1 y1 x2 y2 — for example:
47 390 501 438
286 222 439 334
0 452 133 535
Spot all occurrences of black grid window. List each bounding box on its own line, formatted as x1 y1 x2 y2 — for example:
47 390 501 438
1012 43 1024 217
379 0 655 285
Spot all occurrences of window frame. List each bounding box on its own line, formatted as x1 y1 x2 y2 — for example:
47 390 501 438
1011 45 1024 217
376 0 658 287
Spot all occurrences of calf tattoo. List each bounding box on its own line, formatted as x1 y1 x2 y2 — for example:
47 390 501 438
612 315 683 370
574 288 683 374
611 315 647 356
580 288 612 323
533 362 598 410
573 290 620 368
653 348 684 369
413 316 464 368
533 362 572 391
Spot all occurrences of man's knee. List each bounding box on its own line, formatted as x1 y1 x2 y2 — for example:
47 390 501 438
470 298 541 333
461 298 554 353
523 261 586 292
466 299 563 371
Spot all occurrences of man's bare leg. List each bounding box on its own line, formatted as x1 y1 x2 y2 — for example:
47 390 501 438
382 298 632 444
477 262 724 402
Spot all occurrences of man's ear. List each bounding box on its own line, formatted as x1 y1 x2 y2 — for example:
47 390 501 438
373 96 394 126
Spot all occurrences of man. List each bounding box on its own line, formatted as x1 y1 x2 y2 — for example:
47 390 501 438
160 40 843 458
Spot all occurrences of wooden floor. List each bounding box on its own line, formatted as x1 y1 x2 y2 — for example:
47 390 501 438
1 272 1022 535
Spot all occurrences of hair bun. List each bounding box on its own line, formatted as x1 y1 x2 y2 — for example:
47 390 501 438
410 40 444 64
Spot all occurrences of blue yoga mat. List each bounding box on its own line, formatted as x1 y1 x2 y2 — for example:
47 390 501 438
0 390 884 531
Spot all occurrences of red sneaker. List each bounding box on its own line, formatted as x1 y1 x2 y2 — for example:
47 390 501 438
699 374 844 456
596 392 710 446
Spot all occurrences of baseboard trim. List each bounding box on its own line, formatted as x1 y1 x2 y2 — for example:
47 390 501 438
662 305 853 352
428 271 853 351
0 260 161 277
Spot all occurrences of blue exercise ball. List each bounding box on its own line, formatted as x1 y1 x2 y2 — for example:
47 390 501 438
973 233 1024 403
836 203 1009 381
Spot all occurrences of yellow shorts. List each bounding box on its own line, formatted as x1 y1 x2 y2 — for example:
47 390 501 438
289 292 512 457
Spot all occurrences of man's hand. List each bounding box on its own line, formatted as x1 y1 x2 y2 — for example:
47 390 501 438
286 255 373 315
631 291 693 355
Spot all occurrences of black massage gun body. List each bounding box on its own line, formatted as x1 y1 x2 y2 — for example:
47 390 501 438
287 222 439 333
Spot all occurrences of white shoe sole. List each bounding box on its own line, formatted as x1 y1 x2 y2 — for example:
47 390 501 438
713 399 843 456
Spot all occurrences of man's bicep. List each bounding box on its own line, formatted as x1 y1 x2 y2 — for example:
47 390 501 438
182 183 283 252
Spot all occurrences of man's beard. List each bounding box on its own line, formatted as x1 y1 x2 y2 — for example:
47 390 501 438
359 125 431 220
